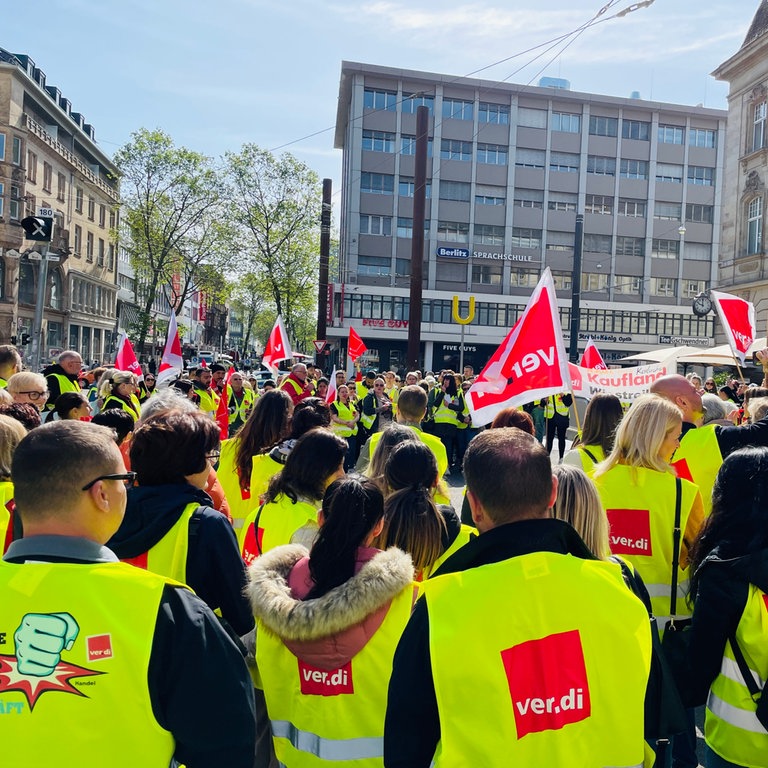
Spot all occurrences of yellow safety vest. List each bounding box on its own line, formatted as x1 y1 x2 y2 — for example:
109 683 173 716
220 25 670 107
217 438 255 537
331 400 358 438
0 376 7 389
433 393 463 425
0 559 178 766
423 552 650 767
257 585 414 767
196 386 220 418
356 381 370 401
358 394 376 432
544 394 570 419
385 386 399 416
228 388 255 426
593 465 699 625
44 372 80 410
422 524 477 580
240 495 318 566
249 453 284 508
102 394 141 421
705 584 768 766
0 480 12 551
575 444 605 472
671 424 722 517
368 427 449 479
280 377 312 399
120 501 197 584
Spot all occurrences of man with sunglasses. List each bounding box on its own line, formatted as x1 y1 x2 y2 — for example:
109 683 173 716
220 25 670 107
0 421 255 766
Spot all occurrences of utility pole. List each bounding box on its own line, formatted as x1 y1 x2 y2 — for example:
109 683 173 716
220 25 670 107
568 214 584 363
316 178 332 367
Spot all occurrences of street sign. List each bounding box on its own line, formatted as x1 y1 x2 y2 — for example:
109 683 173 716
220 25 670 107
27 252 42 261
20 216 54 242
37 206 54 218
46 255 60 263
312 339 327 353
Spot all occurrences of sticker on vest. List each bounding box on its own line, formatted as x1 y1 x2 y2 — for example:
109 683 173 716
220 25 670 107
671 457 693 483
606 508 652 556
501 629 591 739
298 660 354 696
86 634 113 662
0 612 105 711
242 525 265 566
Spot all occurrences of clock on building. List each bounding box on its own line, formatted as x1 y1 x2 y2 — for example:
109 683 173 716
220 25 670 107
692 292 713 317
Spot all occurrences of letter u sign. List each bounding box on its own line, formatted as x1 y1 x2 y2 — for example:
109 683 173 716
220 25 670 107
452 295 476 325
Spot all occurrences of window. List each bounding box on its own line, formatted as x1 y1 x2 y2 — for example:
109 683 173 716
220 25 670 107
108 244 115 271
360 214 392 236
98 239 106 266
748 197 763 255
651 238 680 259
552 271 573 291
361 172 394 194
12 136 21 165
656 163 683 183
43 162 52 192
549 152 579 173
478 102 509 124
86 232 94 262
585 194 613 215
439 181 471 202
551 112 581 133
618 198 646 217
513 189 543 208
472 264 502 285
437 221 469 243
57 173 65 202
515 148 546 168
616 236 645 257
47 270 62 310
658 124 684 144
442 98 473 121
584 234 612 253
402 93 434 114
398 177 431 197
440 139 472 161
689 128 716 148
754 102 767 152
75 187 83 213
474 224 505 246
511 227 541 249
109 210 116 229
363 88 396 111
400 135 433 156
587 155 616 176
589 115 618 137
548 191 577 212
99 204 106 228
583 273 609 291
517 108 547 129
620 159 648 179
687 166 714 186
654 201 682 220
87 197 95 220
614 276 642 295
510 268 540 287
683 242 711 261
27 150 37 183
651 277 677 297
622 120 650 141
396 217 430 238
685 203 713 224
9 185 20 220
477 143 508 165
74 224 82 255
0 133 5 161
395 258 411 276
362 130 395 152
19 262 35 304
358 255 391 276
546 231 573 252
683 279 707 298
475 184 506 206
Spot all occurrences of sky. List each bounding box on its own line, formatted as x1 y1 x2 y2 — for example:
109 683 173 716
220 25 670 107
2 0 763 208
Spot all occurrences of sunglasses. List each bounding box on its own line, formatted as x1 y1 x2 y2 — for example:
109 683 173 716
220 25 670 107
81 471 137 491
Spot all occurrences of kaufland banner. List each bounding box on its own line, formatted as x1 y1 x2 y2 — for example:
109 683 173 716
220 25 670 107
568 360 673 408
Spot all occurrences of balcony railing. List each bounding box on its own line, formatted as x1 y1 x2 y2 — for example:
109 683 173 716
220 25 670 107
719 252 768 287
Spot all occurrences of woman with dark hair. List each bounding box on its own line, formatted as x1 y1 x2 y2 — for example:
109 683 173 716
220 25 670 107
564 393 624 471
248 476 414 767
330 383 360 471
54 391 91 420
364 423 419 491
107 409 253 637
240 428 347 564
431 373 465 472
689 447 768 768
490 407 534 434
217 388 293 536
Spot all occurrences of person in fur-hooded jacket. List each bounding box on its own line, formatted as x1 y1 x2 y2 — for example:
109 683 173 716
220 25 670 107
248 476 415 767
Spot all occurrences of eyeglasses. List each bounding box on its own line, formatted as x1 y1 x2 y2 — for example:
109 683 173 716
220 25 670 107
17 390 48 400
81 471 137 491
206 450 221 463
373 384 385 389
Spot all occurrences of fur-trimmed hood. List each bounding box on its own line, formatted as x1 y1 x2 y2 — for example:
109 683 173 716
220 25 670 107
248 544 414 669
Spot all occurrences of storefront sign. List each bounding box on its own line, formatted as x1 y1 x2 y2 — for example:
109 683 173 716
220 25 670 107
472 251 538 262
362 318 409 328
658 335 713 347
436 247 470 259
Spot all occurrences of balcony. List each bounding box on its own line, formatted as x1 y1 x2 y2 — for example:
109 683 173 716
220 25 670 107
719 252 768 288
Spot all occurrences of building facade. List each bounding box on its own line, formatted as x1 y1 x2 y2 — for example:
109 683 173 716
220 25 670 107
0 48 118 365
333 62 726 373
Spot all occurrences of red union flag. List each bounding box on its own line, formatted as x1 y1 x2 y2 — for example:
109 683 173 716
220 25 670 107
579 337 607 370
326 366 338 404
115 333 143 380
348 327 367 363
466 268 570 425
157 311 184 385
711 290 756 366
262 315 292 371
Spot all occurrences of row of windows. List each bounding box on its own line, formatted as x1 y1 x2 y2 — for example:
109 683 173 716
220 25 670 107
340 292 715 335
584 197 714 224
363 89 510 124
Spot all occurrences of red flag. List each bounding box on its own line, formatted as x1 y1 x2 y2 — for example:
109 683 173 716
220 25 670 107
115 333 143 380
215 366 235 439
711 290 756 366
262 315 293 371
466 268 570 426
348 327 367 363
157 312 184 385
580 337 608 370
199 358 208 369
325 366 338 404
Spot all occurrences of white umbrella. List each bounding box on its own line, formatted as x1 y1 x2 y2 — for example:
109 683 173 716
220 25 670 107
619 346 706 363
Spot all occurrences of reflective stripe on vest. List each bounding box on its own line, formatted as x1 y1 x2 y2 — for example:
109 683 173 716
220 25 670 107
544 395 569 419
433 394 462 425
229 389 255 425
331 401 358 437
671 425 722 517
359 394 376 430
217 438 254 534
271 720 383 761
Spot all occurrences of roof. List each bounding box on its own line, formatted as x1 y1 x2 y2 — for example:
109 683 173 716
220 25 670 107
743 0 768 48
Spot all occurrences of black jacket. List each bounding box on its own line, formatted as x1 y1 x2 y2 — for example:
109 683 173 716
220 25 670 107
108 483 254 636
42 363 79 408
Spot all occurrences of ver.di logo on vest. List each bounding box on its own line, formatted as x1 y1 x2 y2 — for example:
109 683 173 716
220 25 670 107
606 508 652 557
501 629 591 738
298 660 354 696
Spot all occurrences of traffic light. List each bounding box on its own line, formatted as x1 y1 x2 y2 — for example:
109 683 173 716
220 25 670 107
21 333 30 346
20 216 53 242
10 335 17 345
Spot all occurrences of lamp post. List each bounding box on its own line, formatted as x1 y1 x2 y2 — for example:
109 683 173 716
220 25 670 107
568 214 584 363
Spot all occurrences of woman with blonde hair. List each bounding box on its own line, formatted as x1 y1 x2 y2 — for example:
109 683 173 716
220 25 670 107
6 372 49 411
99 370 141 420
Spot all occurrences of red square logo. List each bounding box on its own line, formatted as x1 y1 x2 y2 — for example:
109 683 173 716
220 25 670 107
671 458 693 483
86 634 113 662
762 594 768 613
501 629 591 739
298 660 354 696
607 508 652 556
242 525 265 566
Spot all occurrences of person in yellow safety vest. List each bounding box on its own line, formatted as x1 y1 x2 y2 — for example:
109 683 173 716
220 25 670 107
42 349 83 412
248 475 415 768
563 393 624 472
0 344 22 389
107 409 254 637
227 372 256 437
0 414 25 552
689 446 768 768
279 363 315 406
240 429 347 565
0 421 256 766
356 370 376 402
330 384 360 471
543 392 572 463
192 366 220 419
99 370 142 421
383 370 399 415
384 428 651 767
6 371 50 412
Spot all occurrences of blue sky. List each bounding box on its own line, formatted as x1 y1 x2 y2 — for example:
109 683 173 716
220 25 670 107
3 0 761 201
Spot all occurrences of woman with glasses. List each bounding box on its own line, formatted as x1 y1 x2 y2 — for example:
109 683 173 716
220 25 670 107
107 409 253 637
6 372 49 411
359 377 393 438
138 373 157 403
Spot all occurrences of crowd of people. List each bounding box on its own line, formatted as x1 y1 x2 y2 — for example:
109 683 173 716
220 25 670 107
5 342 768 767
